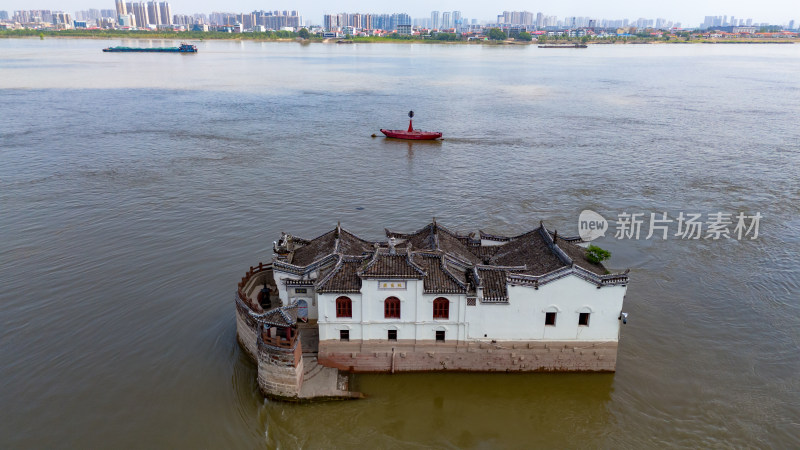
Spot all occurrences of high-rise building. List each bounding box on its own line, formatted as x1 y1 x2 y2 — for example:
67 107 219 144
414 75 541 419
51 11 72 28
126 2 148 28
501 11 534 26
452 11 461 30
115 0 127 18
159 2 171 25
253 10 301 30
146 2 161 26
431 11 439 30
441 11 451 29
0 11 9 21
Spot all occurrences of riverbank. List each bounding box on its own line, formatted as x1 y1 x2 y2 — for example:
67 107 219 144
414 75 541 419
1 29 797 45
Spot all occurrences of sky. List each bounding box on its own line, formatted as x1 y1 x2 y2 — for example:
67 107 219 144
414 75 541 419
3 0 798 27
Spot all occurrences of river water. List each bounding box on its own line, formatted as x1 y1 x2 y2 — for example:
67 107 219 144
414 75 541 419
1 38 799 447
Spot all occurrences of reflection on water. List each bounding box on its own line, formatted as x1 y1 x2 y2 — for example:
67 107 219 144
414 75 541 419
263 373 614 448
1 39 800 448
377 137 443 160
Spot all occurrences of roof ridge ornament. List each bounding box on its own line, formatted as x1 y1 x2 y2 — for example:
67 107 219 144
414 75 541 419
389 237 396 255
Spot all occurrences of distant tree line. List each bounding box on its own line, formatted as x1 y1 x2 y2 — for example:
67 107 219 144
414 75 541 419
0 28 304 40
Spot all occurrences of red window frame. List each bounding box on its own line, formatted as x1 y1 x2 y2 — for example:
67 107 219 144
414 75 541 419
384 297 401 319
336 296 352 318
433 297 449 319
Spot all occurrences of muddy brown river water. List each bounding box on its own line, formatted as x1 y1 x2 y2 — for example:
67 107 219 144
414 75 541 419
1 38 799 447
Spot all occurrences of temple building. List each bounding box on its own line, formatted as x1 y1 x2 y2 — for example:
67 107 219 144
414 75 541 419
235 221 629 400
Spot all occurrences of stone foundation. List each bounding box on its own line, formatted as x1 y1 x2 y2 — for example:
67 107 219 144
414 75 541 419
257 335 304 400
236 294 306 400
235 296 259 360
318 339 617 373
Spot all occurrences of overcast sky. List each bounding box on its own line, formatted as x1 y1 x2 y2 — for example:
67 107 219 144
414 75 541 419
3 0 798 27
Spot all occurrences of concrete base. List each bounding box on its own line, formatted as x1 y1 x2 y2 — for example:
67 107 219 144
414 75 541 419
318 339 617 373
298 356 362 401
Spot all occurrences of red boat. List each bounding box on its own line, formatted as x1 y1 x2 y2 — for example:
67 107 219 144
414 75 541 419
380 111 442 140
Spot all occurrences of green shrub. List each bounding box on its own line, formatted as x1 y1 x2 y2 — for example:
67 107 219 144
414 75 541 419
586 245 611 264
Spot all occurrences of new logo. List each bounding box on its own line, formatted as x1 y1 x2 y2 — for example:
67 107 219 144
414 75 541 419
578 210 608 241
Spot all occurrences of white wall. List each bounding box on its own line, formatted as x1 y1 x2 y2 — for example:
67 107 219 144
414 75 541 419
318 279 467 343
272 269 321 320
317 292 363 341
465 275 626 342
317 273 625 344
272 269 301 307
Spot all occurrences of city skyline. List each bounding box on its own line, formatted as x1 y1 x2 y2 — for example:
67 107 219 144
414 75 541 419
1 0 798 27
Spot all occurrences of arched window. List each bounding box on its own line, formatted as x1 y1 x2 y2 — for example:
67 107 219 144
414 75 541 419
336 296 352 318
433 297 449 319
384 297 401 319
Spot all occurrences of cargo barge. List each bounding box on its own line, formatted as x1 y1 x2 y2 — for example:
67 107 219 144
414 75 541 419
102 43 197 53
538 44 588 48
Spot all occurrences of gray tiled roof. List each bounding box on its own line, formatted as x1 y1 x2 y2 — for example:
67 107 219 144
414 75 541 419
276 221 622 296
359 249 427 279
316 256 366 293
413 252 468 294
259 304 299 327
489 228 565 275
290 229 337 266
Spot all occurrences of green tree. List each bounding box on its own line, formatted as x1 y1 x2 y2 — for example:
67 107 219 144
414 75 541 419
433 32 457 41
581 35 589 44
586 245 611 264
487 28 506 40
537 34 547 44
297 28 309 39
517 31 532 41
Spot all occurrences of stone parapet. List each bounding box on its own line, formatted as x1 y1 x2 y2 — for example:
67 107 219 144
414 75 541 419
235 295 259 360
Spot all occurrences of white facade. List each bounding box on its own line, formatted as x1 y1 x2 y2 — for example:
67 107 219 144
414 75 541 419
467 276 625 341
274 270 625 344
269 223 628 347
312 279 468 343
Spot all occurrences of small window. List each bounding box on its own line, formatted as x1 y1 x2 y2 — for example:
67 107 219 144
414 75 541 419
433 297 449 319
545 312 557 326
436 330 445 342
384 297 401 319
336 296 352 318
579 312 590 326
388 330 397 341
339 330 349 341
467 297 477 306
